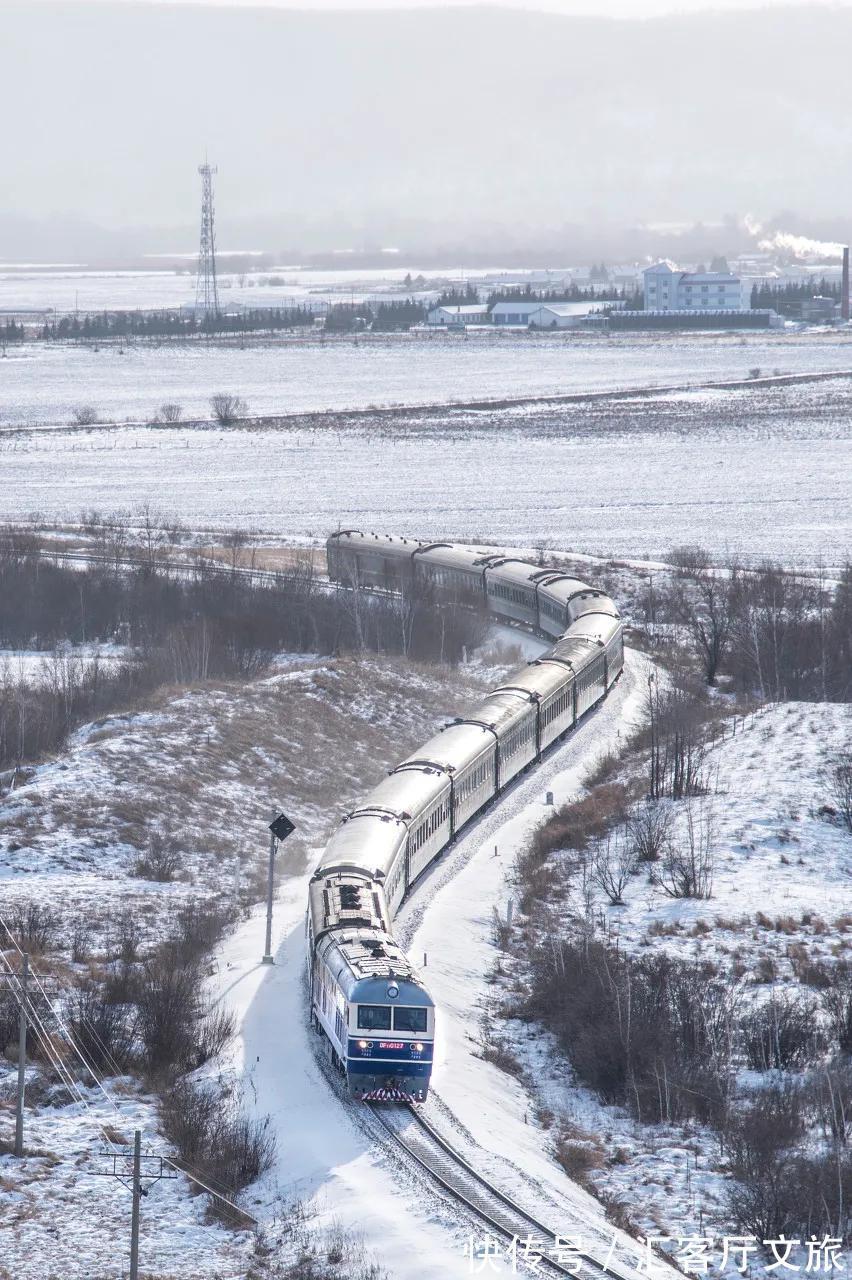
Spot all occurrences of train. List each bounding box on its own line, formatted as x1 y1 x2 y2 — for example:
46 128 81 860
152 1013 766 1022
308 531 624 1103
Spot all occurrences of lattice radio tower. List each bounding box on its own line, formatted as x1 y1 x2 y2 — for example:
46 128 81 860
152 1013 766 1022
195 160 220 317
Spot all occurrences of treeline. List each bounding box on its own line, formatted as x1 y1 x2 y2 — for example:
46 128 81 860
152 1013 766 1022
649 550 852 701
0 530 485 769
39 306 315 340
750 279 843 310
483 283 642 307
1 320 25 343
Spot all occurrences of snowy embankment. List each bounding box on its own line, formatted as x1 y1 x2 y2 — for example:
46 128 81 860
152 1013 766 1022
209 649 673 1280
0 652 506 1280
496 700 852 1259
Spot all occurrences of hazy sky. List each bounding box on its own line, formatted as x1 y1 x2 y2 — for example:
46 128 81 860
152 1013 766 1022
5 0 852 257
58 0 852 14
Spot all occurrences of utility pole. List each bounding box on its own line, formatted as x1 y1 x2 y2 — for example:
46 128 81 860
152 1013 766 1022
262 824 276 965
14 952 28 1157
129 1130 141 1280
263 812 296 965
91 1133 176 1277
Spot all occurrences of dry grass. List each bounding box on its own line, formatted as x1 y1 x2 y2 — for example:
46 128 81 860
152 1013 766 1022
553 1123 606 1186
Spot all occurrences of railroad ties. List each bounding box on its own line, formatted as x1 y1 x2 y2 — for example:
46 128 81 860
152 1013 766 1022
367 1103 643 1280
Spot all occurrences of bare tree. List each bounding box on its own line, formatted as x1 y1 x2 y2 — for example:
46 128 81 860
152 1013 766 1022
671 546 738 686
628 799 673 863
72 404 99 426
659 798 715 898
210 393 248 424
828 753 852 832
591 832 636 905
223 527 250 572
159 402 183 423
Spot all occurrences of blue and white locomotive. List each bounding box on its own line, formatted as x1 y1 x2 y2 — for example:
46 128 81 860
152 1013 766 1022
308 532 624 1103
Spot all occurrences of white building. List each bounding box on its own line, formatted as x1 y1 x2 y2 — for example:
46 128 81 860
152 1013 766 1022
491 300 547 325
426 303 489 327
527 302 610 329
644 262 746 311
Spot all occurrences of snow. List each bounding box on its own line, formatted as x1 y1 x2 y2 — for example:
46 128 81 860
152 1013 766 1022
3 329 852 430
0 644 130 684
205 649 685 1280
489 699 852 1265
1 372 850 567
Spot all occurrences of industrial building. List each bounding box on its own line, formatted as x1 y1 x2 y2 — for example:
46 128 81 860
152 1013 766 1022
610 309 783 331
644 262 746 311
426 303 489 327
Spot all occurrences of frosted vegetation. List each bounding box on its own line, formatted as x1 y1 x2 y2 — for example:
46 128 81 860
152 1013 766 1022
500 556 852 1259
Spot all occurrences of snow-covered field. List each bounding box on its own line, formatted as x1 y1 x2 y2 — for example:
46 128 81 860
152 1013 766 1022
2 374 850 566
2 330 852 430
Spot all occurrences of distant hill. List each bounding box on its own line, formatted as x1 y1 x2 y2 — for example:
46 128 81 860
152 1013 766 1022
2 2 852 257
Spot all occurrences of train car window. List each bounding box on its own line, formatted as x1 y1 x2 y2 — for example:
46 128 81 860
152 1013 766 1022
393 1007 428 1033
358 1005 392 1030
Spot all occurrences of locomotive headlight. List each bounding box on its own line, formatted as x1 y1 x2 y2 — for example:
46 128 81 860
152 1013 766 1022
413 1042 424 1052
358 1039 369 1049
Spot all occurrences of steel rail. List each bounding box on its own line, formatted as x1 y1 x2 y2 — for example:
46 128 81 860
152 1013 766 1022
367 1102 643 1280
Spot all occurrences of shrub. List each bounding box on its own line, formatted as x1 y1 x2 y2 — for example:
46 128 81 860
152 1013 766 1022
828 753 852 832
821 962 852 1052
7 902 59 953
134 829 182 883
628 800 673 863
159 402 183 424
741 996 821 1071
210 393 248 425
161 1078 276 1206
66 982 135 1075
553 1132 605 1185
135 959 200 1078
72 405 99 426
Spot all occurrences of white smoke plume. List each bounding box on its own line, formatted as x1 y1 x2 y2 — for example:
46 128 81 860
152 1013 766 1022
744 214 844 260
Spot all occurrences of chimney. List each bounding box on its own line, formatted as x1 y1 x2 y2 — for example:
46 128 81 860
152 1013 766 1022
843 247 850 322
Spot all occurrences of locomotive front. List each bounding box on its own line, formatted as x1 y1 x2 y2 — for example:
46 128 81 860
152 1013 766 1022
347 974 435 1103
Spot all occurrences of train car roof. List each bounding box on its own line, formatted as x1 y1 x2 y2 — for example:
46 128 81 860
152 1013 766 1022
567 611 622 643
327 531 424 559
396 720 496 775
469 687 536 733
536 576 603 603
317 927 430 999
413 544 493 573
494 660 574 700
359 768 450 822
349 974 434 1007
309 869 390 938
318 810 407 878
483 559 541 589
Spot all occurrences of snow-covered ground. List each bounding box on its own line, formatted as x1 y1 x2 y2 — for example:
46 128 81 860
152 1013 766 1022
0 640 667 1279
202 650 676 1280
494 699 852 1261
2 375 850 566
2 329 852 430
0 644 130 684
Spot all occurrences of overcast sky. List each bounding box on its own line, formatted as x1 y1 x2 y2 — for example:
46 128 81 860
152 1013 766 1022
5 0 852 258
52 0 852 15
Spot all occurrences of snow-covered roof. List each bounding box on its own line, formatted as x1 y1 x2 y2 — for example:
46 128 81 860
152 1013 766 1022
432 303 487 315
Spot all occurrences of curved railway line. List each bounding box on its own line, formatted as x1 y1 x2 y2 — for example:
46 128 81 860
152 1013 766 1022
366 1101 641 1280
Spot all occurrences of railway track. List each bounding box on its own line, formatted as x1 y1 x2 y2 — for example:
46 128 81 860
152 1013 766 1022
367 1102 644 1280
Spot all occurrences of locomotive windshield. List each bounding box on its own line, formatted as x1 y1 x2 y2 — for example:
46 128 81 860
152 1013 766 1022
393 1007 428 1033
357 1005 392 1030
